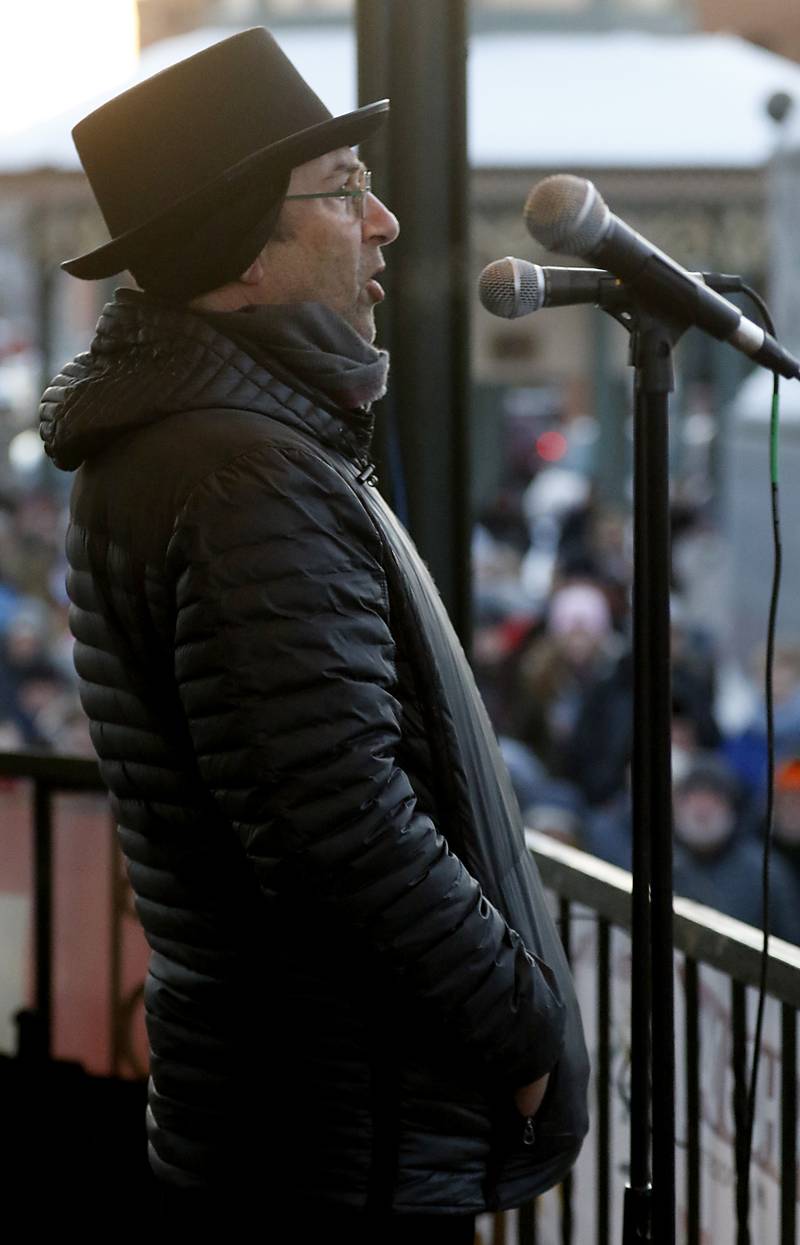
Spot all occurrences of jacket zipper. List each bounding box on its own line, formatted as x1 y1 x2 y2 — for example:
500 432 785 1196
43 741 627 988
356 460 379 486
523 1116 536 1147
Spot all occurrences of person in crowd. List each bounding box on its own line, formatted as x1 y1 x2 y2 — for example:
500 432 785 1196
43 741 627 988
511 579 621 780
760 758 800 945
522 777 587 850
38 27 588 1237
565 621 721 808
584 753 798 944
582 784 633 869
724 641 800 802
672 754 797 939
471 523 541 734
498 733 548 817
0 601 65 748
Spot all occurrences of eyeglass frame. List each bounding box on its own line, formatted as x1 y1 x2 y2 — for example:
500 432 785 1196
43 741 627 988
284 169 372 220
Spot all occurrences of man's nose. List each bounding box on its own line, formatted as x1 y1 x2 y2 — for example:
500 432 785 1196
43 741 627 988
363 193 400 245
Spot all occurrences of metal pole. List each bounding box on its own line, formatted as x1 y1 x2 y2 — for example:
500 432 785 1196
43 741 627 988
624 314 677 1245
356 0 471 642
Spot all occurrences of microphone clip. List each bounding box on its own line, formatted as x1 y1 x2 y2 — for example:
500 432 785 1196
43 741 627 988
599 272 744 342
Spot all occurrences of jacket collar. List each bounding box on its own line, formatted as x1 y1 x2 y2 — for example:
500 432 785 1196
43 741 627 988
40 288 376 472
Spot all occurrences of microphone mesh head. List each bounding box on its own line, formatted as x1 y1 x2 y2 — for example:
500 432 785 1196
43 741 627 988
478 257 542 318
523 175 609 258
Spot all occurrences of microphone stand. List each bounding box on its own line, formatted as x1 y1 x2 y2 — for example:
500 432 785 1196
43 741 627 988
600 295 681 1245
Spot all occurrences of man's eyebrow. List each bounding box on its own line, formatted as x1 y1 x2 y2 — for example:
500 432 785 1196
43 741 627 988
322 158 364 183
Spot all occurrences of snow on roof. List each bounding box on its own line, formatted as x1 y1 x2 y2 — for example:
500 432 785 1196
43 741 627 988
470 31 800 168
1 26 799 175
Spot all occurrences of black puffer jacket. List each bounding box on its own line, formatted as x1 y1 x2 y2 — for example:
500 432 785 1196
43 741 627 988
40 290 588 1212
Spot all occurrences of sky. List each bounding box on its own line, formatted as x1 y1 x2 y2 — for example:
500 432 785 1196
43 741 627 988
0 0 139 139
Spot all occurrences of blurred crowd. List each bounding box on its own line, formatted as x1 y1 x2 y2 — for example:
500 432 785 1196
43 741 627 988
473 463 800 946
0 485 92 757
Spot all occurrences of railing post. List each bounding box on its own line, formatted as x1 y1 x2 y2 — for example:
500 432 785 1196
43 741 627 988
731 981 750 1245
597 919 611 1245
684 958 701 1245
33 779 53 1058
559 898 574 1245
780 1003 797 1245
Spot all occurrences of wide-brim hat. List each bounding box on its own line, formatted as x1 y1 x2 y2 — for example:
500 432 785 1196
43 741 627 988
62 26 389 282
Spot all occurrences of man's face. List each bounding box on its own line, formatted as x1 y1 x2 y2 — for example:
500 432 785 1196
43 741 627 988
256 146 399 342
673 786 735 853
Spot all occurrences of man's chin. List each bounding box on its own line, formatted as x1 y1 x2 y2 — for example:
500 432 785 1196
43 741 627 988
349 310 377 345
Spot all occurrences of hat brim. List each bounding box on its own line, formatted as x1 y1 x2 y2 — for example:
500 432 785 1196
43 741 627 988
62 98 389 280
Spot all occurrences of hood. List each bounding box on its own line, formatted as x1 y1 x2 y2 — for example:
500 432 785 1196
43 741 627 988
39 288 375 472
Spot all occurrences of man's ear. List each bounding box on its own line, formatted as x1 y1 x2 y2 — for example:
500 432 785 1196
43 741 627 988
240 254 265 285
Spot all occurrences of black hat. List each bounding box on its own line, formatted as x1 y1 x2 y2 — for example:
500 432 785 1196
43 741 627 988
61 27 389 294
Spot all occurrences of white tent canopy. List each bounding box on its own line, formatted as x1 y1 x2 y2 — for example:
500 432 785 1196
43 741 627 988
2 26 800 174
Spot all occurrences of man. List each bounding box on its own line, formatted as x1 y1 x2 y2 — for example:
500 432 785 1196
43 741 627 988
40 28 588 1238
671 754 799 942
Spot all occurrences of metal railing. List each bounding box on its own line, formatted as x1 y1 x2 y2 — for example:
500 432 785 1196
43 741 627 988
519 830 800 1245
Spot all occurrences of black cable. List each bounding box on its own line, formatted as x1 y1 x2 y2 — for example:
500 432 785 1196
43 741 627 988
736 283 781 1245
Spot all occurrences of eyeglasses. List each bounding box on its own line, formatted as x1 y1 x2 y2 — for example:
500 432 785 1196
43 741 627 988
284 168 372 221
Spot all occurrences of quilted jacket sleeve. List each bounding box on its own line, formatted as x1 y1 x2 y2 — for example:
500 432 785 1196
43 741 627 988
166 442 565 1087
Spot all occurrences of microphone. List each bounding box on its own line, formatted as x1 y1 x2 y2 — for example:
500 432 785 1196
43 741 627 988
479 256 745 321
523 174 800 380
478 258 620 318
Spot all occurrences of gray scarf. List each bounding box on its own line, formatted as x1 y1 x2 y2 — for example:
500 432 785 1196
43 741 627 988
198 300 390 413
